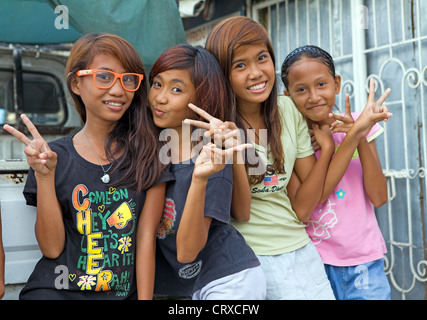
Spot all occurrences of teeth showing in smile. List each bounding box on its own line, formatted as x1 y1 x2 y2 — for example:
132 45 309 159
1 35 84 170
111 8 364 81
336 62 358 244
105 102 122 107
248 82 266 91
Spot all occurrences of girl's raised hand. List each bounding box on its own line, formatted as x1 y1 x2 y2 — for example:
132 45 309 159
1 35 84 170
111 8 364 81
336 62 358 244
184 103 246 157
3 114 57 177
184 103 224 133
330 79 392 137
311 123 334 155
193 142 252 181
329 94 355 134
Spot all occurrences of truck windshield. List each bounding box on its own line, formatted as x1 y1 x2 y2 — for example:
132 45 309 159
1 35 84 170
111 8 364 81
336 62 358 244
0 69 66 126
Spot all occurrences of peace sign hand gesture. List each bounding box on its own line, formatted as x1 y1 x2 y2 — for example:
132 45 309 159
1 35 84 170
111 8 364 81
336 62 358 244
329 94 356 134
3 114 57 178
193 142 252 181
184 103 249 160
330 78 392 138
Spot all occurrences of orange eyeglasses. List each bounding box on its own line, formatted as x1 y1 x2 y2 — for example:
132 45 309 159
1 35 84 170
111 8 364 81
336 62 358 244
76 69 144 92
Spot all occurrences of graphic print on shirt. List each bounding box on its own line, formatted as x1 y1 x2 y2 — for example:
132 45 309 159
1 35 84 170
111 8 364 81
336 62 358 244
178 260 202 279
252 164 286 194
305 199 338 244
307 141 357 244
157 197 176 239
72 184 136 296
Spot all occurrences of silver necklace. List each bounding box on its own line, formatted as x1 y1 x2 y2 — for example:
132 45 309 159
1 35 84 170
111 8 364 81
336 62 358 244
82 129 114 184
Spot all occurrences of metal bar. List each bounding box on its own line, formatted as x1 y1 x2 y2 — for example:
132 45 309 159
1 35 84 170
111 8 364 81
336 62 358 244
251 0 427 299
363 35 427 54
329 0 334 56
373 0 378 48
276 2 281 68
286 0 290 55
295 0 299 48
339 0 343 57
306 0 310 44
350 0 368 112
317 0 321 47
386 0 393 57
12 47 23 126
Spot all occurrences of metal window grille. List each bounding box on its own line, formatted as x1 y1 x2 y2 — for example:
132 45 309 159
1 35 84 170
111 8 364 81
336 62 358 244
251 0 427 299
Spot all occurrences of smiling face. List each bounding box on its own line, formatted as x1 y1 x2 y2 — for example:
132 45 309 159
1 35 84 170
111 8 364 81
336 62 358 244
148 69 196 132
284 57 341 126
71 53 135 125
229 43 276 110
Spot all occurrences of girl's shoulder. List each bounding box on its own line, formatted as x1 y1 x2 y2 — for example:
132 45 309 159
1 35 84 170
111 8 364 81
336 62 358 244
277 95 296 110
47 135 83 166
48 135 73 151
277 95 307 129
277 95 303 118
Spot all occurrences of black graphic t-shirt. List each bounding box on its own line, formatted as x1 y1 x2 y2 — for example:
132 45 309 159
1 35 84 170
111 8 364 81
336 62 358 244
154 160 260 297
20 136 173 300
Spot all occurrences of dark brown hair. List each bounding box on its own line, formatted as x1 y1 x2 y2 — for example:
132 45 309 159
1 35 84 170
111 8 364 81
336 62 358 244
149 44 232 123
281 45 336 90
205 16 285 184
66 33 166 192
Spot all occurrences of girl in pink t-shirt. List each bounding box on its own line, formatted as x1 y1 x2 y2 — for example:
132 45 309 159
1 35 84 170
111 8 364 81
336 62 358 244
281 45 392 300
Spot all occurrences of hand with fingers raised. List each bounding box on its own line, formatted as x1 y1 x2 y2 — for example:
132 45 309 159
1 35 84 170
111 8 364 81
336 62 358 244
3 114 57 178
330 78 392 138
329 94 355 135
184 103 253 222
311 123 335 156
184 103 251 162
193 142 253 181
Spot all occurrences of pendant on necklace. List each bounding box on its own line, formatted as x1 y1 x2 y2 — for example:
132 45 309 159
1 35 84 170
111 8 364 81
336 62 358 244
101 173 110 184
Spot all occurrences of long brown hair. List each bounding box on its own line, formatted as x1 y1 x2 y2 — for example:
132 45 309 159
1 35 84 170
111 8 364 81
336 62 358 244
205 16 285 185
149 43 232 124
66 33 166 192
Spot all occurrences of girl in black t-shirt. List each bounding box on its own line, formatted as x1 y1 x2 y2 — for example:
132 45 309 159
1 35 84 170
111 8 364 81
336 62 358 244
149 44 266 299
3 33 171 300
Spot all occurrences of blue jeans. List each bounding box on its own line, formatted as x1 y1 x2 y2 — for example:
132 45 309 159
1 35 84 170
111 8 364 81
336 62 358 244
324 258 391 300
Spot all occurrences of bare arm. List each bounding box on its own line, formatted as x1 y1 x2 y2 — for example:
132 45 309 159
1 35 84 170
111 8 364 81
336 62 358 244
34 171 64 258
321 130 387 208
176 176 212 264
0 209 4 300
176 142 250 263
230 157 251 222
288 124 334 222
223 123 251 222
176 144 214 263
3 115 64 258
136 182 166 300
184 104 252 222
358 139 388 207
321 80 391 203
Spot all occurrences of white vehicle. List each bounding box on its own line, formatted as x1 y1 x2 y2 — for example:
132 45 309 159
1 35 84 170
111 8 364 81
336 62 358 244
0 44 82 299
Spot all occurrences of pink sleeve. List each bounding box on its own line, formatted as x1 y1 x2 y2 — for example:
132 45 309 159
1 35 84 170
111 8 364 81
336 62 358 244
350 112 384 141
